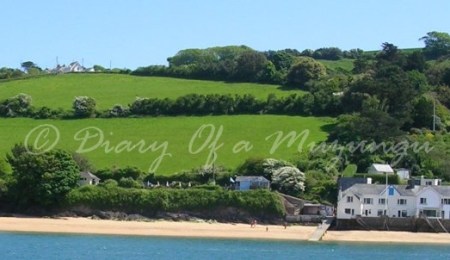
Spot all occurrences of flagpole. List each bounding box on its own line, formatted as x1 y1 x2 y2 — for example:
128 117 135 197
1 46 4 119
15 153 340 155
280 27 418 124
385 171 388 216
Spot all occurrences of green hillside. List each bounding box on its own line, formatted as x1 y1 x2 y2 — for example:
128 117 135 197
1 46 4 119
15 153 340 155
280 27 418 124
319 59 354 72
0 116 331 174
0 74 304 110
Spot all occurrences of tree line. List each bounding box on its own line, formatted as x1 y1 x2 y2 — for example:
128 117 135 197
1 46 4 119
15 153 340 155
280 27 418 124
0 91 343 119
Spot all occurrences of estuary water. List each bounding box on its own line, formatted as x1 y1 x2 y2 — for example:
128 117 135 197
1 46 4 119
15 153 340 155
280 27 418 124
0 232 449 259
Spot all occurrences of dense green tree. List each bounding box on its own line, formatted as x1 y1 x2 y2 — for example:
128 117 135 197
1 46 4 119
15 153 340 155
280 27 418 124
313 47 343 60
420 31 450 59
236 157 266 176
413 134 450 181
258 61 283 84
118 177 143 188
0 67 24 79
376 42 406 68
6 144 80 208
343 48 364 59
330 97 404 143
167 49 213 67
436 86 450 108
425 59 450 85
93 65 106 72
352 55 372 74
286 57 327 88
32 106 63 119
0 158 10 178
73 96 96 118
20 61 42 75
233 50 268 81
346 64 426 123
412 96 434 129
301 49 314 57
443 67 450 87
265 50 296 71
95 166 145 182
405 51 427 72
109 104 129 117
0 93 32 117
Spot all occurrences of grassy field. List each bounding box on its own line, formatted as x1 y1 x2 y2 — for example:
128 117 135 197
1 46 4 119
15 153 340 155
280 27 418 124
364 47 422 56
0 74 303 110
319 59 354 72
0 115 332 175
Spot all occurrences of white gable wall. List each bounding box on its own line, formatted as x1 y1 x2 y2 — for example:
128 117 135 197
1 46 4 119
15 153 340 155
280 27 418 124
416 187 441 217
337 190 362 219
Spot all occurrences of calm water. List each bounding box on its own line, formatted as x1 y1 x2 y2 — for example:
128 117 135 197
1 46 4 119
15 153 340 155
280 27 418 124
0 232 449 259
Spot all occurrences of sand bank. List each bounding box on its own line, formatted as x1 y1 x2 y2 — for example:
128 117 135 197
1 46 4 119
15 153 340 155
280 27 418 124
2 217 450 243
0 217 315 241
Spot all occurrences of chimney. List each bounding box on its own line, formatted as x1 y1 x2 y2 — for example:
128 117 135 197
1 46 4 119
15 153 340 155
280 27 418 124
407 178 416 189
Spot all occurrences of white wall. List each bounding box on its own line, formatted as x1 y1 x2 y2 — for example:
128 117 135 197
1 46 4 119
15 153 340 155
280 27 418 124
416 188 441 208
380 188 415 218
442 204 450 219
337 190 361 219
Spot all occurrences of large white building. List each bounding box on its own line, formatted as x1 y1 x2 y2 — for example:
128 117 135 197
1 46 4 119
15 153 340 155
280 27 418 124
337 177 450 220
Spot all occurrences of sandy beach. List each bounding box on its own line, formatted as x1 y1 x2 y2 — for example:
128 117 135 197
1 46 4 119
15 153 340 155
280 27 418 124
0 217 315 241
1 217 450 244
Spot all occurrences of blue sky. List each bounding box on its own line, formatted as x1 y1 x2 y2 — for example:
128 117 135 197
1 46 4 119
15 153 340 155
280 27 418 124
1 0 449 69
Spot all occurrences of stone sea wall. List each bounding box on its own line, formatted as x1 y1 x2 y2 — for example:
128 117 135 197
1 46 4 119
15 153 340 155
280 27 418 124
335 217 450 233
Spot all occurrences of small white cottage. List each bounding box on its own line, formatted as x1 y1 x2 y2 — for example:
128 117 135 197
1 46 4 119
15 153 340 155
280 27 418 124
79 171 101 186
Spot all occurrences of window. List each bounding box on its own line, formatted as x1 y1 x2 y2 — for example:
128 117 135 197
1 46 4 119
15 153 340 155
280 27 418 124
345 208 351 214
401 210 407 217
378 198 386 205
442 198 450 205
426 181 432 185
363 198 373 204
347 196 353 203
388 186 394 196
397 199 407 205
420 198 427 205
377 210 384 216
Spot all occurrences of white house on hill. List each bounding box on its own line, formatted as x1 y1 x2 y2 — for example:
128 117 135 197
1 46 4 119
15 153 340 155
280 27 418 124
50 61 94 74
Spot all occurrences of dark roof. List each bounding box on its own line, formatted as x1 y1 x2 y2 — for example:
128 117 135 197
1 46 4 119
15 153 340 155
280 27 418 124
338 177 369 191
236 176 270 183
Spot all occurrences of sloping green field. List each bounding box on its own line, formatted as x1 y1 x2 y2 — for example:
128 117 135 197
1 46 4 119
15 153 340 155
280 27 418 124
0 116 332 174
0 74 303 110
319 59 354 72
